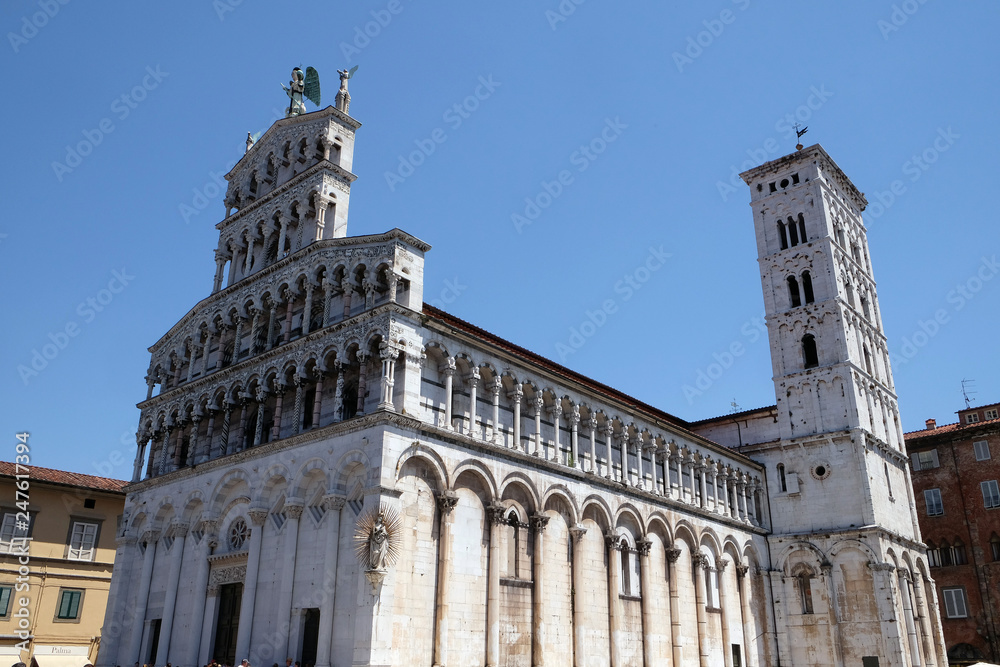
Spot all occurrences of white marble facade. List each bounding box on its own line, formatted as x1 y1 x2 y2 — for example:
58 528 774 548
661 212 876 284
96 105 947 667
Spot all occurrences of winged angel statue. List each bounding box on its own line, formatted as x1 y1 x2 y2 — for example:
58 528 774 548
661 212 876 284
281 66 321 117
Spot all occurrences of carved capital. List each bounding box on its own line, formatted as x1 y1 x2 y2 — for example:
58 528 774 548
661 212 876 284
248 508 269 526
323 494 346 511
664 547 682 564
717 558 729 572
604 530 621 550
530 513 550 533
636 538 652 557
284 501 305 520
736 564 750 578
141 529 161 545
569 524 588 543
486 502 507 526
436 491 458 515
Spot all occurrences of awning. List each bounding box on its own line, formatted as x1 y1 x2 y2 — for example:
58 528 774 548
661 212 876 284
30 655 91 667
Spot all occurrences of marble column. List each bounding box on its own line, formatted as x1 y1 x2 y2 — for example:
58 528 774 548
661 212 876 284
187 520 217 667
569 406 581 470
635 437 646 490
736 565 752 667
666 547 683 667
132 433 148 483
736 475 748 522
911 572 937 667
699 463 709 509
490 377 502 444
253 388 266 446
648 444 659 495
486 503 505 667
510 386 523 451
588 416 598 475
637 538 656 667
278 501 304 661
97 535 135 667
312 372 325 427
570 524 588 666
606 532 624 667
341 278 354 318
467 368 480 437
442 361 455 430
292 376 305 434
899 570 922 666
718 559 733 667
198 585 221 667
126 531 159 664
271 383 285 440
235 508 268 662
433 492 458 667
379 349 397 411
356 354 369 416
694 554 710 667
604 424 616 481
302 283 314 335
156 522 188 665
316 495 346 667
550 404 562 463
202 329 214 374
531 513 550 665
532 394 544 458
619 432 629 486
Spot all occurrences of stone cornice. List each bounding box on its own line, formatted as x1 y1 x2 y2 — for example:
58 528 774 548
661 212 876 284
769 523 926 553
147 228 431 354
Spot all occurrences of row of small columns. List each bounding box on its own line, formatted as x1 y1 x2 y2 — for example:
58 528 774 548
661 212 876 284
108 494 349 667
213 190 337 292
229 136 341 216
431 492 759 667
134 346 405 482
439 367 763 527
154 276 400 399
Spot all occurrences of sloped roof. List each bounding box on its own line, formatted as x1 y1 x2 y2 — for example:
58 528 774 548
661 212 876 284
0 461 127 493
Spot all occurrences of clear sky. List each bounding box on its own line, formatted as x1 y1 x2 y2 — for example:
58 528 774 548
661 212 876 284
2 1 998 480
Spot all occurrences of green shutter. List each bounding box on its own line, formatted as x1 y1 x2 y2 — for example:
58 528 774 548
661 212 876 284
58 590 81 619
0 587 11 616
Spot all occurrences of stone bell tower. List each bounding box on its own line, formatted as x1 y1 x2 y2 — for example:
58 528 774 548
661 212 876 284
738 145 947 667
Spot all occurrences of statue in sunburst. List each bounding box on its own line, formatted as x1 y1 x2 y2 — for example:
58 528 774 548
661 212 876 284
354 504 401 574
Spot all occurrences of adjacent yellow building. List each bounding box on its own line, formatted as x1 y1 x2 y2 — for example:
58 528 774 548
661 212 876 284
0 462 126 667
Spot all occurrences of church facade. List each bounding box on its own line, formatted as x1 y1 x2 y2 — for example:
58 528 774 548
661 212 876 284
96 81 948 667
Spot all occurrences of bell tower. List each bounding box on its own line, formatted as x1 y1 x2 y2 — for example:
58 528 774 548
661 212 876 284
738 146 945 667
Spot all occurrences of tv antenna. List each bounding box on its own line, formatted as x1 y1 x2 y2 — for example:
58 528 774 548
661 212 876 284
961 378 977 409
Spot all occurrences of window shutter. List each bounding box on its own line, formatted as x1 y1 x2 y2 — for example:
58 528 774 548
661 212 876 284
910 454 921 471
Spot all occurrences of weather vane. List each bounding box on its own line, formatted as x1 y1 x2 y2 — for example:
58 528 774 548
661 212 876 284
794 123 808 151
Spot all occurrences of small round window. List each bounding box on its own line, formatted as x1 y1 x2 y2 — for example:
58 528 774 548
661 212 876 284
229 518 250 550
811 464 831 481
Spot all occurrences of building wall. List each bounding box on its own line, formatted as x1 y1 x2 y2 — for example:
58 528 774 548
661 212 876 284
0 474 124 666
907 412 1000 663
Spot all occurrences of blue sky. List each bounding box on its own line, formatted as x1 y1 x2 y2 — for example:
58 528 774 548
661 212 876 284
2 1 998 479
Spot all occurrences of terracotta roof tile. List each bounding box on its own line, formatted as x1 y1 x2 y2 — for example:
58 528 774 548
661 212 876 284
0 461 128 493
904 415 1000 440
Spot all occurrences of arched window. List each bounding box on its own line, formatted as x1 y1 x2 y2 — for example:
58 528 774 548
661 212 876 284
778 221 788 250
990 534 1000 562
798 572 815 614
863 345 873 375
802 334 819 369
802 271 815 304
797 213 807 244
621 542 632 595
861 295 871 319
845 281 856 307
940 539 953 566
952 539 968 565
836 227 846 247
788 217 799 246
884 461 893 498
702 555 720 608
927 541 942 567
787 276 801 308
777 463 787 493
505 509 521 578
